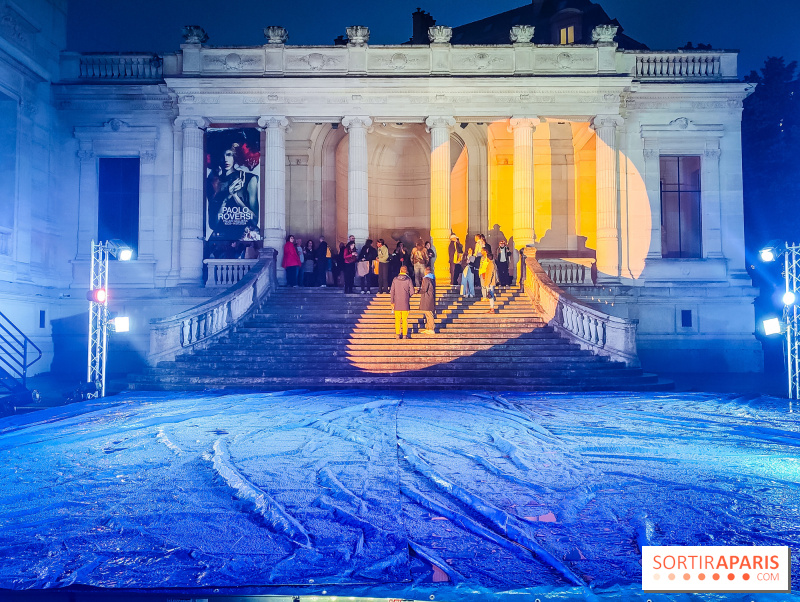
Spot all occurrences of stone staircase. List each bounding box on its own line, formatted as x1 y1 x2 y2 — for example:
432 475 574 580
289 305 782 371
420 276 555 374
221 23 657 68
130 286 666 391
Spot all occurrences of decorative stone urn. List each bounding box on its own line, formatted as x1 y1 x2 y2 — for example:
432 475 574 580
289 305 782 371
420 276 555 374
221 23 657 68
591 24 618 44
346 26 370 46
428 26 452 44
264 26 288 44
182 25 208 44
509 25 535 44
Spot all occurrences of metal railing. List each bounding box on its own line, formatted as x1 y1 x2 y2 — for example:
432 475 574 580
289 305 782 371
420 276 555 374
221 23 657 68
0 311 42 393
148 248 277 365
523 248 639 367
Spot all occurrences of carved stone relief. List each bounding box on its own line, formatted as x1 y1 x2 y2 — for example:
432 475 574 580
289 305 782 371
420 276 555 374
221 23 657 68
182 26 208 44
346 26 370 46
264 26 288 44
509 25 534 44
428 26 452 44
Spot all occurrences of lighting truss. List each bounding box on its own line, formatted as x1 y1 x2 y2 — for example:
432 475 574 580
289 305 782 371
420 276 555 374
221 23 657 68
784 244 800 399
87 240 109 399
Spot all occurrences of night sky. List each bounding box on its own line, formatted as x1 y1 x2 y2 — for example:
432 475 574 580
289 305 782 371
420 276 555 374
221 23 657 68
68 0 800 78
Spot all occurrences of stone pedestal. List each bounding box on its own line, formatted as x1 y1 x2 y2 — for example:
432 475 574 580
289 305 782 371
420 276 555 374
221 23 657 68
426 116 456 284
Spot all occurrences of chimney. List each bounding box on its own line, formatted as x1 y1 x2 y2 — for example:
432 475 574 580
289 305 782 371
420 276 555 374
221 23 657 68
410 8 435 44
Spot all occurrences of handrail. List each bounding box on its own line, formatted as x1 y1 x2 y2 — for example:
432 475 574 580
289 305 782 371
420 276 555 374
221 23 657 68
148 247 277 366
0 311 43 389
523 248 640 367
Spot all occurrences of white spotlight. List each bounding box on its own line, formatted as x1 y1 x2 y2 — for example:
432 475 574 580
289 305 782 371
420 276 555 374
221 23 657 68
109 316 130 333
763 317 782 336
760 248 776 263
784 291 797 306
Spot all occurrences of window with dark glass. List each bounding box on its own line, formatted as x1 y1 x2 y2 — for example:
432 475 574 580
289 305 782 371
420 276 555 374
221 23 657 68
660 156 701 258
98 158 139 255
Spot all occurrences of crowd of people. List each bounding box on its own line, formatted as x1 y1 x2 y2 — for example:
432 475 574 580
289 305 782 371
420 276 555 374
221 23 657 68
281 232 517 336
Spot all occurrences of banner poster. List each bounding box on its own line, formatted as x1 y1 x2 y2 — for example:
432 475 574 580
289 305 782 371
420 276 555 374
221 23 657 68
204 127 262 258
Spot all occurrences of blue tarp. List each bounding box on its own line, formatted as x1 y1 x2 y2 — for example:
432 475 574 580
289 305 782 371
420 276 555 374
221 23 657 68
0 390 798 600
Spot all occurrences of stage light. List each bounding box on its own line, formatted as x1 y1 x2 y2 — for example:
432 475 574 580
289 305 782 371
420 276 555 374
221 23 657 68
108 316 130 333
106 239 133 261
87 288 107 303
784 291 797 305
760 248 776 262
763 317 782 336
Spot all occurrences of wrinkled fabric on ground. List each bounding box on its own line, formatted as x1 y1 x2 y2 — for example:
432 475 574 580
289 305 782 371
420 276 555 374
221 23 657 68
0 390 798 599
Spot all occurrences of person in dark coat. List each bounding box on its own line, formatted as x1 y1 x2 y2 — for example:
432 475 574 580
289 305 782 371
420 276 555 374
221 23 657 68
448 234 463 286
389 265 414 339
390 242 410 283
332 242 345 287
418 265 437 334
357 239 378 293
496 239 511 287
315 236 329 287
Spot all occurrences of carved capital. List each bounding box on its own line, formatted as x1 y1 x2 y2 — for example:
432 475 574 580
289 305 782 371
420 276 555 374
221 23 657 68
346 26 370 46
258 115 290 130
704 148 721 159
591 24 618 44
77 149 94 161
182 25 208 44
424 116 456 132
508 116 539 132
428 26 452 44
643 149 659 160
140 150 157 164
264 26 288 44
341 116 373 131
590 114 624 131
174 116 209 130
509 25 535 44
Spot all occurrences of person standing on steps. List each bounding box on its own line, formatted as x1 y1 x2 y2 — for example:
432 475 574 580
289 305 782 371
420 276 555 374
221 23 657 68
282 234 301 287
419 265 437 335
448 234 463 287
425 241 436 274
411 240 427 291
390 265 414 339
315 236 329 287
376 239 390 294
496 239 511 287
343 240 358 294
480 251 499 313
302 239 316 286
460 247 476 298
357 239 377 294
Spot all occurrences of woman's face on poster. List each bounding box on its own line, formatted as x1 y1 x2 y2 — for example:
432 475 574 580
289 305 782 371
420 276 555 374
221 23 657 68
223 149 235 171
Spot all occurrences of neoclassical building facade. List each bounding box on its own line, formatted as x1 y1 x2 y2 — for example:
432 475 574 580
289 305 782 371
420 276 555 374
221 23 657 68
0 0 761 374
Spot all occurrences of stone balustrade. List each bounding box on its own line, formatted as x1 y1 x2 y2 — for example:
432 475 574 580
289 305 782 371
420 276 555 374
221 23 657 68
538 258 596 286
165 45 738 80
523 248 639 367
148 248 277 366
631 51 735 79
204 258 259 287
61 53 164 81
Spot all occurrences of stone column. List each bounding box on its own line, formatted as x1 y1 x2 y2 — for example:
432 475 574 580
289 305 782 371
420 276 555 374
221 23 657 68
642 148 662 260
341 116 372 245
509 117 538 248
76 147 98 261
177 117 207 284
426 116 456 283
258 116 290 255
591 115 624 280
702 147 723 258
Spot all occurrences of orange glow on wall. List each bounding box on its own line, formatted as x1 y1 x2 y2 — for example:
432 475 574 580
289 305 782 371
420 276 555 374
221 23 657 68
620 153 650 279
487 121 513 243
